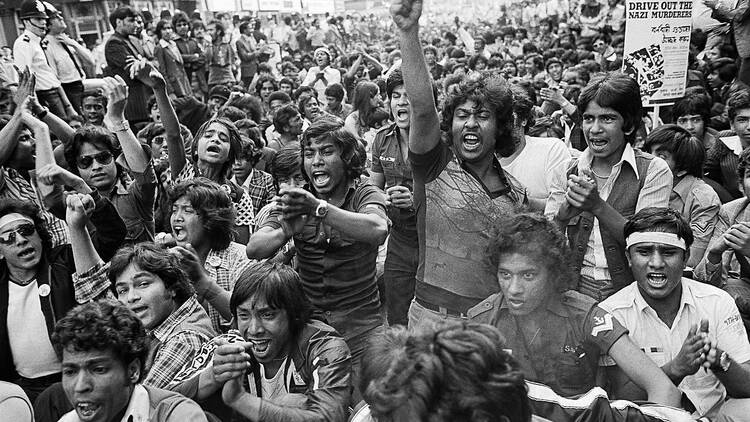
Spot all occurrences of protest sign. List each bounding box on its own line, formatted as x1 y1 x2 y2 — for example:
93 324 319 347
622 0 693 106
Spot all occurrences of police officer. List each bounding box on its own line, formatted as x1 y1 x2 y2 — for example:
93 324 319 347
43 2 93 115
13 0 78 120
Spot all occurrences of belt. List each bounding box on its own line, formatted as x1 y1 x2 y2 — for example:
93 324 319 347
415 297 467 318
36 87 59 94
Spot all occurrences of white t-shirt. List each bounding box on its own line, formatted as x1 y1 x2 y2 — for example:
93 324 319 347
8 280 61 378
260 360 288 402
498 136 571 211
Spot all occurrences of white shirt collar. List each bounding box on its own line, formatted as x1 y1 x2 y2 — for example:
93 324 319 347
578 142 640 180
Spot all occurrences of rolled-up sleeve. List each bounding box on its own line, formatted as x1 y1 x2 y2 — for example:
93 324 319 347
73 261 112 303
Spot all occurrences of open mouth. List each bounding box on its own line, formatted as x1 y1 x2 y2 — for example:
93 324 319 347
462 134 481 152
311 171 330 187
76 402 101 419
396 109 409 121
249 339 271 354
646 273 668 288
172 226 188 242
206 145 221 154
131 305 148 316
18 248 35 259
508 298 524 307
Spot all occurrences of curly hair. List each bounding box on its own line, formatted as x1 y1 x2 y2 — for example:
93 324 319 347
485 213 574 292
191 117 243 181
255 75 279 99
230 261 311 340
168 177 236 250
301 116 366 181
52 300 148 382
440 71 515 157
361 322 531 422
0 199 52 254
108 242 194 305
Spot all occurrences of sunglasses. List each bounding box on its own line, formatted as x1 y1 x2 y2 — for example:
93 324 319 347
152 135 166 144
0 223 36 245
77 151 113 169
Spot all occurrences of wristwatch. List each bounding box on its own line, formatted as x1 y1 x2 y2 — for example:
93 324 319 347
714 351 731 372
314 200 329 219
107 120 130 132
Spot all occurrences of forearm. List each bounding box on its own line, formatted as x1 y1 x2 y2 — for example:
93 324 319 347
661 360 688 386
324 206 388 245
155 86 186 174
69 224 103 274
34 123 56 197
592 201 627 246
246 227 290 259
42 108 75 144
56 86 74 109
72 43 95 68
399 26 440 153
192 367 223 400
0 114 22 166
717 362 750 397
109 119 148 173
200 280 232 321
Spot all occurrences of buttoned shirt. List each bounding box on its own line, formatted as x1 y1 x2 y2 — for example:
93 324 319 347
44 35 84 84
13 30 61 90
546 144 672 284
370 124 416 236
469 290 627 397
204 242 252 333
694 198 750 286
670 175 720 268
143 296 216 390
231 169 276 229
599 278 750 416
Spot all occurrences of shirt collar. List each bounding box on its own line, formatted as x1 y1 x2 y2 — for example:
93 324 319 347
633 278 695 313
120 384 150 422
231 170 255 190
150 296 202 342
578 142 640 180
159 38 172 48
672 175 697 202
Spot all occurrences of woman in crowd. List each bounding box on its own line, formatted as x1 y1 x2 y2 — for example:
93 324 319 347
154 19 192 98
344 81 382 138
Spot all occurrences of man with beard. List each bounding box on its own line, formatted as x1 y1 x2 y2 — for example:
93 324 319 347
392 0 526 329
104 6 152 125
247 117 388 398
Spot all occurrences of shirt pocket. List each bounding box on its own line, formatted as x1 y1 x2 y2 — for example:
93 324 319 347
555 347 595 393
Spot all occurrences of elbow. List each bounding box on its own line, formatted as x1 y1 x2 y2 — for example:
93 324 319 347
370 223 389 246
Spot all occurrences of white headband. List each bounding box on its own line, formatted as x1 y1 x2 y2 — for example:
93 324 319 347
0 214 34 232
625 231 686 250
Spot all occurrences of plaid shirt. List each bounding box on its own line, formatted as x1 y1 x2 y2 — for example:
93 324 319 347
0 167 69 247
143 296 216 390
173 161 255 229
204 242 252 332
72 260 113 303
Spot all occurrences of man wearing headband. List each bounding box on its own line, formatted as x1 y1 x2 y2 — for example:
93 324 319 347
469 213 679 404
301 47 341 106
600 207 750 420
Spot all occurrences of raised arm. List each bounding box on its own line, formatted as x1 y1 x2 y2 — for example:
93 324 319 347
103 76 149 173
65 193 103 274
141 66 186 175
391 0 440 154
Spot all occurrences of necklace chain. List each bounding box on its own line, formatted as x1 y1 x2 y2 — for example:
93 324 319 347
589 167 611 179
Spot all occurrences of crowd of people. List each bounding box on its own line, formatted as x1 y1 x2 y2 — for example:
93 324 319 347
1 0 750 420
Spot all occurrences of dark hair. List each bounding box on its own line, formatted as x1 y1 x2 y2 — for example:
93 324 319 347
577 72 643 144
468 54 489 71
297 93 320 118
293 85 315 101
545 57 563 73
711 60 738 84
109 6 139 30
168 177 235 250
268 91 292 106
441 71 515 157
672 89 712 126
82 90 107 109
52 300 148 382
624 207 694 250
64 126 123 176
279 77 296 90
226 94 263 123
108 242 194 305
643 124 704 177
191 117 243 179
351 81 380 127
423 45 438 56
486 213 574 292
237 135 263 165
171 11 189 28
361 322 531 422
230 262 311 339
509 84 535 131
209 20 225 41
256 75 279 99
269 146 302 188
216 105 246 122
324 83 346 102
239 21 250 34
302 116 365 180
154 19 172 39
728 89 750 121
273 104 301 134
0 199 52 253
